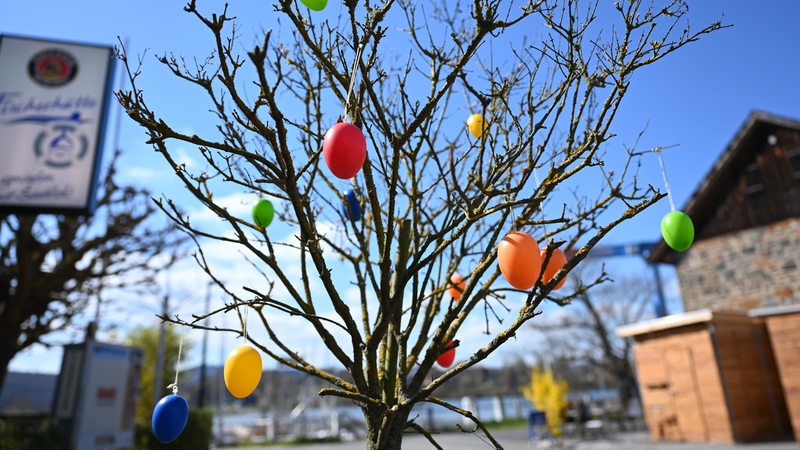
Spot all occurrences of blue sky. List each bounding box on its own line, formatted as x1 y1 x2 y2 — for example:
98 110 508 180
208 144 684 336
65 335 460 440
2 1 800 374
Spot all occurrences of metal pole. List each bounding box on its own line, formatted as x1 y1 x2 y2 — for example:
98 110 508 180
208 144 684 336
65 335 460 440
198 283 210 407
154 294 168 409
650 263 668 318
217 329 225 443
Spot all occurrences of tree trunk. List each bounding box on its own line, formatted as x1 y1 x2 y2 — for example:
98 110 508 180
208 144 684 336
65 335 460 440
616 364 642 432
0 325 20 394
0 273 17 393
363 405 409 450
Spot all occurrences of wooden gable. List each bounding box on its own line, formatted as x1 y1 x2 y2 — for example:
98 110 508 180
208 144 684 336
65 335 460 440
650 111 800 264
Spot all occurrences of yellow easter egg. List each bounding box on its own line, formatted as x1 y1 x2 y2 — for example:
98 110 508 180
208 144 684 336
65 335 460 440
223 345 262 398
466 113 485 138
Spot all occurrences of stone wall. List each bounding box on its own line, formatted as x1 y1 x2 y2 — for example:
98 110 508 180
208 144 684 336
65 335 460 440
676 217 800 312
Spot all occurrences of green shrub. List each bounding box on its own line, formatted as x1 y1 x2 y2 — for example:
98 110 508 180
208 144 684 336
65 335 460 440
134 408 213 450
0 417 65 450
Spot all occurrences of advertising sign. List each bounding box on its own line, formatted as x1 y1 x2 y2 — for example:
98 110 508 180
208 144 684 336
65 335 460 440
0 35 115 215
53 340 142 450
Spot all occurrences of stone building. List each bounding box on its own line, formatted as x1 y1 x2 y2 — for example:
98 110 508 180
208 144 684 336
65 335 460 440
624 112 800 444
649 111 800 312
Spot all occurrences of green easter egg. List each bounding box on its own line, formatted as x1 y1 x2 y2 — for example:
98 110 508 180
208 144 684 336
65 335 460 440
300 0 327 11
661 211 694 252
252 198 274 228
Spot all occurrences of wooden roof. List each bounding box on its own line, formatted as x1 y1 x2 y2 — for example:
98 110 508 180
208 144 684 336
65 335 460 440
649 111 800 264
749 304 800 318
616 308 750 337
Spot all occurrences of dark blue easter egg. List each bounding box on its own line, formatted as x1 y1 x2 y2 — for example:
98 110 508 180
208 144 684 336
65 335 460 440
152 394 189 444
341 188 362 221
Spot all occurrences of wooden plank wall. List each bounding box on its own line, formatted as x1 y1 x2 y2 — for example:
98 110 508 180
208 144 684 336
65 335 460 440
752 320 794 439
699 126 800 240
632 323 733 443
633 337 675 441
713 316 793 442
764 313 800 441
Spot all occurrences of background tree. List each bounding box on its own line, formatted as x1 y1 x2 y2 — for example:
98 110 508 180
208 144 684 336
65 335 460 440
521 366 569 437
127 323 215 450
118 0 722 448
0 150 181 391
529 271 654 416
125 322 193 427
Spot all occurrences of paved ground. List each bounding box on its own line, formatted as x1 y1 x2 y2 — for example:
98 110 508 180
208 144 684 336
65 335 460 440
229 427 798 449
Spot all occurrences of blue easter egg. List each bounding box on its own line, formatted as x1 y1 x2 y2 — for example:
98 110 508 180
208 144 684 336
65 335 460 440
152 394 189 444
341 188 362 221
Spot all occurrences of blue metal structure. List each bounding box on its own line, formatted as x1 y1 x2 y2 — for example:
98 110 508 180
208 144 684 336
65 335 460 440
582 242 668 318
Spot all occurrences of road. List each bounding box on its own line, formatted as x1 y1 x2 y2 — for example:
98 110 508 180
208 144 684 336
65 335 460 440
230 427 798 450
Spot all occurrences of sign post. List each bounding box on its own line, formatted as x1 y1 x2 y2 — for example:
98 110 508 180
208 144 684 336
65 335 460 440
0 35 115 215
53 339 142 450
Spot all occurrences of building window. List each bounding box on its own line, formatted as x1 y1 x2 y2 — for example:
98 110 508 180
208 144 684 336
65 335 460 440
744 161 763 194
787 147 800 180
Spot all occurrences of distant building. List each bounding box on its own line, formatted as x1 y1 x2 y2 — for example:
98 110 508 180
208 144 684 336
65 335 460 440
649 111 800 312
0 372 57 417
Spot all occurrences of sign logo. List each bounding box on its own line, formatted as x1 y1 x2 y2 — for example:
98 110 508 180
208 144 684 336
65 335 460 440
33 120 89 169
28 48 78 87
4 112 90 169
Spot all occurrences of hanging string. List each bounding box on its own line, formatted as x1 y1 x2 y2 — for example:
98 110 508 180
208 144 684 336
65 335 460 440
656 147 676 211
505 179 517 230
242 303 249 341
343 43 365 123
167 325 185 395
532 166 549 236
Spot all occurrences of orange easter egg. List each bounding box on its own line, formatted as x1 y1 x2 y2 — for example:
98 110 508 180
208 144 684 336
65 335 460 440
447 274 467 300
497 231 541 290
539 247 568 290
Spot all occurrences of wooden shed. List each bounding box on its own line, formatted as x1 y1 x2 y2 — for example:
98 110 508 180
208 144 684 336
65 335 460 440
750 305 800 442
618 309 792 443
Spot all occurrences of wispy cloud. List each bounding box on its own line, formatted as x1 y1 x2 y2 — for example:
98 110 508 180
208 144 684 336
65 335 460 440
175 146 198 169
122 165 161 181
180 192 260 226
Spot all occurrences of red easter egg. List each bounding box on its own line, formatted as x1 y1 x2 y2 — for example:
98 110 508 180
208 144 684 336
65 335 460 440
323 123 366 179
497 231 541 290
539 247 568 290
437 340 456 368
447 274 467 300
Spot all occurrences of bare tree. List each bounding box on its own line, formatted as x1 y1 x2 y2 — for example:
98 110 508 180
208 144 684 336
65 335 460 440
529 271 653 417
117 1 722 448
0 149 182 390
